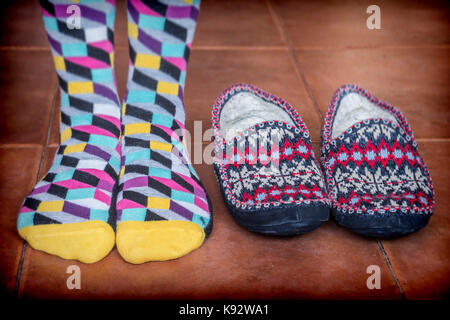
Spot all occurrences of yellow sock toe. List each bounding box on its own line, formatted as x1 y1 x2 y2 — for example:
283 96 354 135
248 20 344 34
18 220 115 264
116 220 205 264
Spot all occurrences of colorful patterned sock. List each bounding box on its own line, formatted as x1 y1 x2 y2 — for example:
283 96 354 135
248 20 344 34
116 0 212 263
17 0 120 263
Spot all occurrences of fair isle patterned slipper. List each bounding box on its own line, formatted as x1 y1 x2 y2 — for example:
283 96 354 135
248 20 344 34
321 85 435 237
212 84 330 235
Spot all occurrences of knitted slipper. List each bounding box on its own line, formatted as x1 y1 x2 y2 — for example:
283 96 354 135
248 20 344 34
212 84 330 235
321 85 435 237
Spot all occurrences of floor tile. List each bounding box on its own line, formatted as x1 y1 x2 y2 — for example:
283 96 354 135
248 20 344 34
184 49 323 142
0 50 56 145
195 0 283 47
0 145 42 295
381 141 450 299
295 47 450 139
0 0 48 47
19 145 401 299
272 0 450 49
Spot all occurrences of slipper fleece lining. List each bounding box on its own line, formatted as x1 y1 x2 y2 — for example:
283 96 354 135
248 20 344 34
332 92 398 139
220 92 294 141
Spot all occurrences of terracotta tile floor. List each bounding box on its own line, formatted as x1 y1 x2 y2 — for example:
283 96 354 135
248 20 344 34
0 0 449 299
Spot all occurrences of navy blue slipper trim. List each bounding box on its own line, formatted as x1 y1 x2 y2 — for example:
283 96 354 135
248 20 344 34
333 209 430 238
214 165 330 236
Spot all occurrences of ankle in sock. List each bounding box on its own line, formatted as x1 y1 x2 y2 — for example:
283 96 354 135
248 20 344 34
116 0 212 263
17 0 121 263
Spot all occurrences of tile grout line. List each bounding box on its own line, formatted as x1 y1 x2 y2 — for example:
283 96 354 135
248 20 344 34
416 138 450 142
266 0 324 123
0 143 51 148
14 83 59 297
377 240 406 299
292 44 450 51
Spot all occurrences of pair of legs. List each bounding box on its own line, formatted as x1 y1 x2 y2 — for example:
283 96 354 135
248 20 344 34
17 0 212 264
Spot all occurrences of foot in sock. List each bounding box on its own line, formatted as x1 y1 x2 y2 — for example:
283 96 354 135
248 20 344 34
116 0 212 263
17 0 121 263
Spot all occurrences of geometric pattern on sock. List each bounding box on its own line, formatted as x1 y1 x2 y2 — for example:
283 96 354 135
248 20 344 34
18 0 121 231
117 0 211 234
